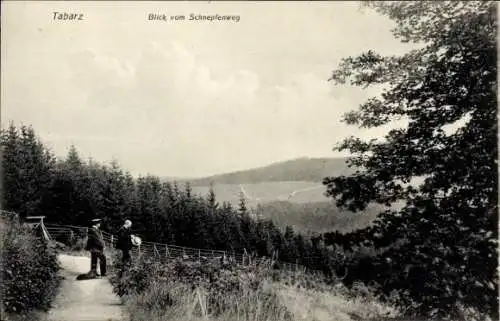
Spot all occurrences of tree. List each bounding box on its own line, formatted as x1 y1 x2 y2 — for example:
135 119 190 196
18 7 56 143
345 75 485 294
1 124 55 217
52 146 87 224
99 159 129 230
220 201 243 251
184 182 192 199
207 184 218 211
282 226 298 262
238 191 248 215
66 145 82 169
2 123 22 212
136 176 163 242
323 2 497 319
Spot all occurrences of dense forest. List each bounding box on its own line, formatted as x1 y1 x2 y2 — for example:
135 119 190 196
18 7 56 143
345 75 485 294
0 123 345 273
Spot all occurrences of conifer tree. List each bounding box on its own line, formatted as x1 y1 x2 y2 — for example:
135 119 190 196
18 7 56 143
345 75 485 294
207 183 218 210
1 124 55 217
238 191 248 215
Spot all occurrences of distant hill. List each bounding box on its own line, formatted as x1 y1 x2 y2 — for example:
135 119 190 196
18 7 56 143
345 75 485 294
174 157 354 187
158 157 396 234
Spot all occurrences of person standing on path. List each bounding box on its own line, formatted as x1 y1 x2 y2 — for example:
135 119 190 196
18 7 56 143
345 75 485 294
116 219 133 266
85 218 107 278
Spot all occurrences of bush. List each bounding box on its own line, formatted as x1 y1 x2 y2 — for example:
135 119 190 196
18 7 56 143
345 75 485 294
110 254 292 321
0 216 61 316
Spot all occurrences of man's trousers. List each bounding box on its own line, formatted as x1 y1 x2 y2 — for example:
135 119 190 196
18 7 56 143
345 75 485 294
90 249 107 276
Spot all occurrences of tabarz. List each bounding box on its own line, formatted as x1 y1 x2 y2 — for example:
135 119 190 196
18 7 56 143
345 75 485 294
53 12 84 21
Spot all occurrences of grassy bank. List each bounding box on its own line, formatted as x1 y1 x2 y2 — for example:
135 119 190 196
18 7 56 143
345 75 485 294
108 253 401 321
0 215 61 320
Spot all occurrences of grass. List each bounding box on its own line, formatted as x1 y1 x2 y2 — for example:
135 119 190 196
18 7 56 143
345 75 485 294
109 253 494 321
279 283 398 321
125 280 292 321
120 279 401 321
109 253 402 321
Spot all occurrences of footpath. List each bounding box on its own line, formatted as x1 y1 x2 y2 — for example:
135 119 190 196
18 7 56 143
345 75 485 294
47 254 127 321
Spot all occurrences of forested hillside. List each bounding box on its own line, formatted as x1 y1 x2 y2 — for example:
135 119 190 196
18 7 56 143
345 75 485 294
176 157 354 186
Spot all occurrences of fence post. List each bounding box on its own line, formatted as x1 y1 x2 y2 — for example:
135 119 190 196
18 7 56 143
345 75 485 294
111 235 114 248
165 244 169 258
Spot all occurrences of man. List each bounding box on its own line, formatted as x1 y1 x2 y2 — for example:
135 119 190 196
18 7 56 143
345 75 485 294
116 219 133 266
85 218 107 278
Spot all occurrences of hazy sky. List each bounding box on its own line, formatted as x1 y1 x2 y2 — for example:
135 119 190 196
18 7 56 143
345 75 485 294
1 1 415 177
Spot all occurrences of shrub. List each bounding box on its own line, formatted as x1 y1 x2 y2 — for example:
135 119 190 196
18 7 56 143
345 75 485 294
0 216 61 316
110 254 292 321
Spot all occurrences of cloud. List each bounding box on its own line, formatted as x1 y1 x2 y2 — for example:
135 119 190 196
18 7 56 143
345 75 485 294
68 49 133 93
61 41 369 175
75 38 403 175
3 0 413 177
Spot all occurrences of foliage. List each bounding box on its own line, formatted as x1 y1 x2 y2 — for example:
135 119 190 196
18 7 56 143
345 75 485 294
323 1 498 319
0 215 61 316
110 252 404 321
110 254 292 320
1 124 55 218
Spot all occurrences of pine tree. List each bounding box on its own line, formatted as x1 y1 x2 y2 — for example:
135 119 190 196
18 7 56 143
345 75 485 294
207 184 218 211
1 123 22 212
1 124 55 217
99 159 129 230
238 191 248 215
283 226 298 262
136 176 163 242
184 182 192 199
66 145 82 169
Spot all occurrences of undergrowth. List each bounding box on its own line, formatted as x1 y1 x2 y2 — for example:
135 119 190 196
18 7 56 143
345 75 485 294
109 253 404 321
0 215 61 319
110 253 292 321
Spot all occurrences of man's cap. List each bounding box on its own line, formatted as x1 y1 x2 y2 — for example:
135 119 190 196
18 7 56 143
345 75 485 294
124 220 132 227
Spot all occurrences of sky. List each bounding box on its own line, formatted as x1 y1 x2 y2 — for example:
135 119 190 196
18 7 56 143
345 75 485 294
1 1 415 178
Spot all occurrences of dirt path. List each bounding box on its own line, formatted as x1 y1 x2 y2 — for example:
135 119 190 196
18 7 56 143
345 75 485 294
47 254 127 321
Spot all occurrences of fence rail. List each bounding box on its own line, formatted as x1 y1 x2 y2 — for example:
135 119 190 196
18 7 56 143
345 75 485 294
42 223 308 273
